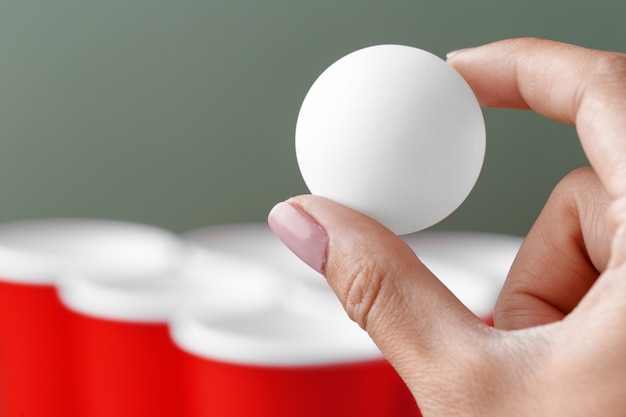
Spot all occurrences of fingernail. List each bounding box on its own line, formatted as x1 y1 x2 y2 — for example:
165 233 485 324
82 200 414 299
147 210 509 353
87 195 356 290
446 47 475 60
268 201 328 274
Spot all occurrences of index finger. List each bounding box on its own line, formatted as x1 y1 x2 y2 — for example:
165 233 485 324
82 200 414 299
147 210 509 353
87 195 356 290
447 38 626 202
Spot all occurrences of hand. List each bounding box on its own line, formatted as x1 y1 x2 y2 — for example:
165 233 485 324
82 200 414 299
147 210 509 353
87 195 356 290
268 38 626 416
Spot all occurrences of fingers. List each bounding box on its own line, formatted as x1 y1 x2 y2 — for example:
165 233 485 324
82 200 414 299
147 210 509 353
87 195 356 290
495 167 611 329
268 196 493 397
447 38 626 202
448 37 626 308
266 38 626 414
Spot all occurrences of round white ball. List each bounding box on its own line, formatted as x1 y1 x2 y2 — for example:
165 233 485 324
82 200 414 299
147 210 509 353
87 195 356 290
295 45 485 235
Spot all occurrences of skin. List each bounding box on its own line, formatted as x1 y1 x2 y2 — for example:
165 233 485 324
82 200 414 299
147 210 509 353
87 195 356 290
285 38 626 416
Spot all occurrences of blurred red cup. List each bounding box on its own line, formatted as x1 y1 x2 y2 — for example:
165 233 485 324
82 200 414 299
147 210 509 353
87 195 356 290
181 223 419 416
57 246 285 417
0 250 70 417
171 276 420 417
0 219 186 417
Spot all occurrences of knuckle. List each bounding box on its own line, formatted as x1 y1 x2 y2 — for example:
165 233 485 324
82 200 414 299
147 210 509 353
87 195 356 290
416 333 527 416
584 51 626 104
592 51 626 79
553 166 608 227
339 254 390 330
552 167 602 204
555 166 598 190
551 167 601 214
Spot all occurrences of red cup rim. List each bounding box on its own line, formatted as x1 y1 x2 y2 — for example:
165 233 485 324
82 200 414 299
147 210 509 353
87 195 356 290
57 247 289 323
0 218 187 284
169 296 383 367
402 231 522 281
183 223 324 287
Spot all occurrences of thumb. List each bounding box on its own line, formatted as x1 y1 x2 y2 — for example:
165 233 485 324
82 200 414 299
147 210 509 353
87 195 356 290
268 195 491 391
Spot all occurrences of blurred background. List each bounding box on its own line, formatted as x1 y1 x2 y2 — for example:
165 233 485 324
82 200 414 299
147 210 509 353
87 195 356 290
0 0 623 237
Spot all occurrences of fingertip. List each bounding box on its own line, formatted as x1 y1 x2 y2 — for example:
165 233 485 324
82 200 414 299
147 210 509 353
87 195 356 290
267 200 329 274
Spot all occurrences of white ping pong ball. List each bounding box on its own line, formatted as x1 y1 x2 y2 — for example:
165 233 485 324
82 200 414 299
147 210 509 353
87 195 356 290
295 45 486 235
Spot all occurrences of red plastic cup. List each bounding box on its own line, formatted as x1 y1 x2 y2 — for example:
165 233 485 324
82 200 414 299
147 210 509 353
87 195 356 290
181 224 419 416
0 219 186 417
0 279 72 417
171 276 420 417
402 231 522 276
59 273 188 417
57 246 284 417
178 354 416 417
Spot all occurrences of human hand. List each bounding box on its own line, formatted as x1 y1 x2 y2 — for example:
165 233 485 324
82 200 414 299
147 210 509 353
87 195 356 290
268 38 626 416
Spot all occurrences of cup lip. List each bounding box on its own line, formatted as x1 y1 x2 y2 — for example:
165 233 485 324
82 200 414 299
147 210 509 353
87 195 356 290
57 246 290 324
181 222 284 259
402 230 522 271
0 246 64 284
57 270 188 323
402 230 523 283
182 221 270 239
0 218 187 284
170 238 383 366
421 259 502 319
169 296 383 367
402 230 523 318
182 222 330 287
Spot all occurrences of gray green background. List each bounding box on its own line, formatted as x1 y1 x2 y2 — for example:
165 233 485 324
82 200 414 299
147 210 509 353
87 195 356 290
1 1 624 237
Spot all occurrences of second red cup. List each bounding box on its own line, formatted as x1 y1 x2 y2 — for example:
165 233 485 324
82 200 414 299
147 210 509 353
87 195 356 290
57 246 284 417
171 278 420 417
